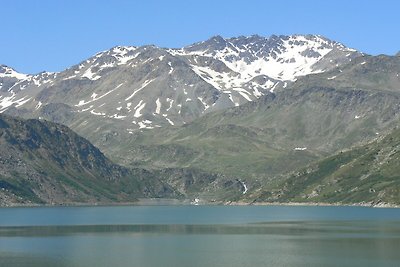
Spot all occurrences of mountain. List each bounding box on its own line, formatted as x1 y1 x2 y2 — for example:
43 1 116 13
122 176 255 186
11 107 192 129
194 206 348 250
0 114 179 206
103 54 400 203
0 113 250 206
0 35 360 145
4 34 399 206
248 127 400 206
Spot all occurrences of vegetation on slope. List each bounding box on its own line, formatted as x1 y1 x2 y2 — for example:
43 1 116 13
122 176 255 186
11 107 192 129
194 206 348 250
250 128 400 205
0 114 177 206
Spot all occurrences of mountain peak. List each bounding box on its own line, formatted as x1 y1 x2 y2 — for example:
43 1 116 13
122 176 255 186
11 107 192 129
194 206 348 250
1 34 362 133
0 65 29 80
184 35 228 52
177 33 360 81
209 35 226 42
0 64 16 74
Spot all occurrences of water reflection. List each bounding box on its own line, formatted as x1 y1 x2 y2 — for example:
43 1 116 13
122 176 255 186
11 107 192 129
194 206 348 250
1 220 400 237
0 221 400 267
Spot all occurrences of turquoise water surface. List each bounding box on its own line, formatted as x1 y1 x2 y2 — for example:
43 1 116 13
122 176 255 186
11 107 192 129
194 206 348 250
0 205 399 267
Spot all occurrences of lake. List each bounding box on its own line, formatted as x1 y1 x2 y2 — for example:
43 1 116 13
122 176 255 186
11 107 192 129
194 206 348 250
0 205 400 267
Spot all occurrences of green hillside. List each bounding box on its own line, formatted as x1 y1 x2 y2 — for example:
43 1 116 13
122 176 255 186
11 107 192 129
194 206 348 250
251 127 400 206
0 114 178 206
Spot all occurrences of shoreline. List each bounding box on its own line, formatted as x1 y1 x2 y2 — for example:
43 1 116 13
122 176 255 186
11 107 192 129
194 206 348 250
225 201 400 209
1 199 399 209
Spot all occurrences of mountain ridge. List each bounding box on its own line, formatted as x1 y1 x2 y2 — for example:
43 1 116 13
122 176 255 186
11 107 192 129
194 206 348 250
0 34 360 134
0 113 251 206
98 53 400 205
3 34 400 206
0 113 180 206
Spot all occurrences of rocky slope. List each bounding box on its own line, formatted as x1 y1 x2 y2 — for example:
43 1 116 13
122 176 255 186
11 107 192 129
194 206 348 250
0 114 178 206
104 54 400 202
3 34 400 206
1 35 359 143
0 113 251 206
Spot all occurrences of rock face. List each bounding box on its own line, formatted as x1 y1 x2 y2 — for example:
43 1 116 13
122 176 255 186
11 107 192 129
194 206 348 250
0 114 177 206
0 35 359 142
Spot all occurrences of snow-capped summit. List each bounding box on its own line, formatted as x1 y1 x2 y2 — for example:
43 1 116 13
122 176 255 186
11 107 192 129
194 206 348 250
0 65 30 80
173 34 358 82
0 34 362 134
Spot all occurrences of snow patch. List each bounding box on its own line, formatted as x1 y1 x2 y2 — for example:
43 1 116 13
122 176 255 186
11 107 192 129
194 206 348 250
99 62 115 68
0 93 32 112
63 74 77 80
269 82 278 93
155 98 161 114
252 86 262 98
228 94 239 106
191 65 224 89
78 105 93 112
232 87 252 101
125 79 154 101
168 62 174 74
35 101 43 110
109 114 126 119
165 117 174 125
239 180 248 194
126 102 132 112
166 98 174 111
81 68 101 80
138 119 153 129
75 83 124 107
197 97 210 110
90 109 106 116
133 100 146 118
257 80 274 89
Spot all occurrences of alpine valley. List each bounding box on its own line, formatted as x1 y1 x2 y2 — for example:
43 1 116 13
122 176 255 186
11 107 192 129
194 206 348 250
1 34 400 206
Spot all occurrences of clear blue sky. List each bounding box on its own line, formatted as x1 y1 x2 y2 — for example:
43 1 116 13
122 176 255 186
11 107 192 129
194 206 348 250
2 0 399 74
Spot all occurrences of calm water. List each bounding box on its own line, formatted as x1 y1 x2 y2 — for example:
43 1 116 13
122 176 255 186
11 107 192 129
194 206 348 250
0 205 400 267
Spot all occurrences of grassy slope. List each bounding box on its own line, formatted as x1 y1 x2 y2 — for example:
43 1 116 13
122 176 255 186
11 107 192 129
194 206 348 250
102 55 400 182
0 114 177 206
94 55 400 203
4 55 400 205
250 128 400 205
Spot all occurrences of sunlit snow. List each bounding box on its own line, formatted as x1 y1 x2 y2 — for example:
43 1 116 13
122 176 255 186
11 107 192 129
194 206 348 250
125 79 154 101
155 98 161 114
133 100 146 118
